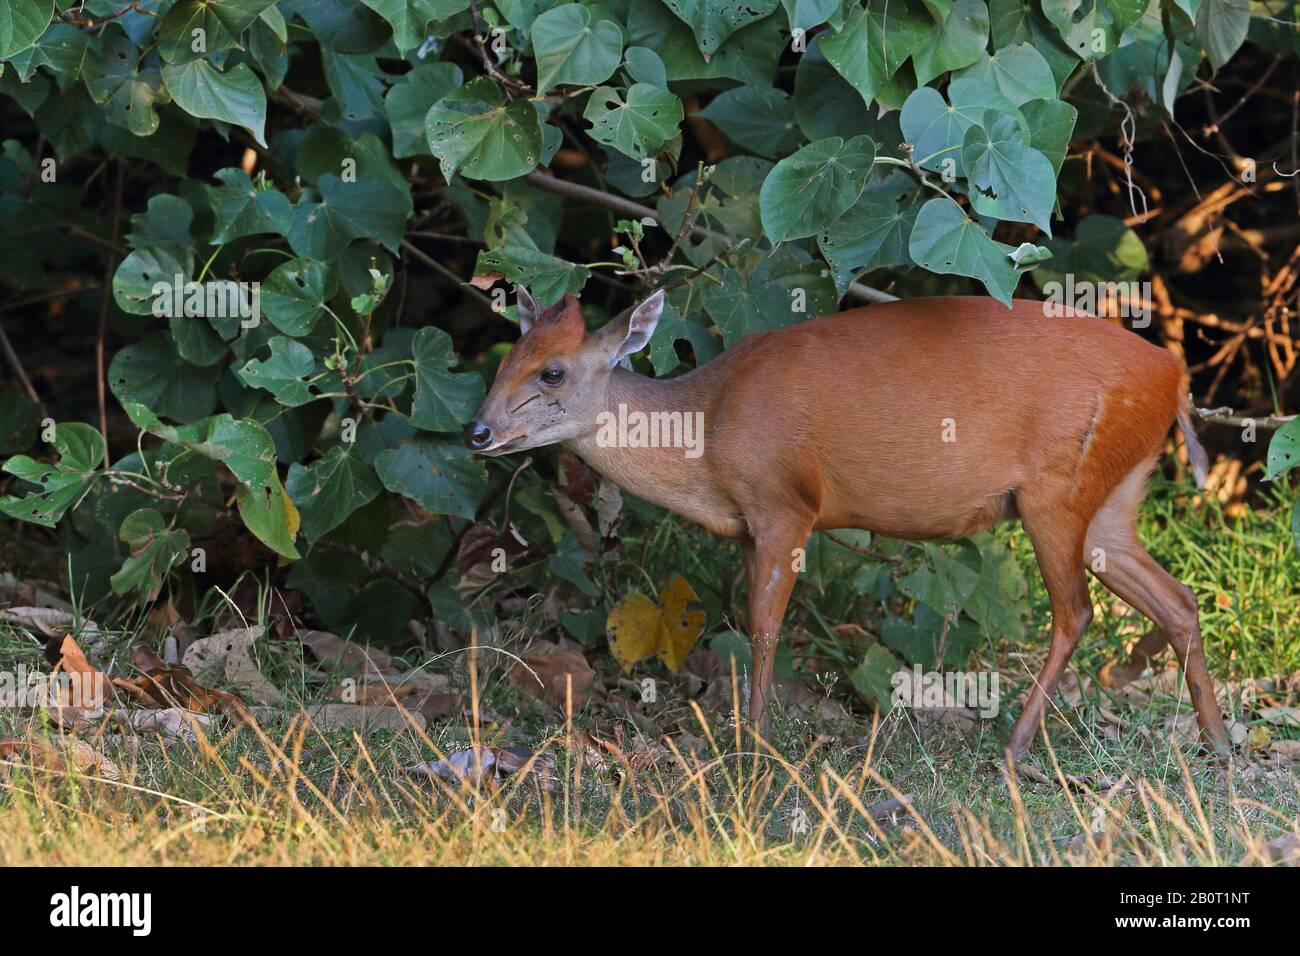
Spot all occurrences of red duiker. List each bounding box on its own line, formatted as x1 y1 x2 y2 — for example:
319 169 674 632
466 287 1230 762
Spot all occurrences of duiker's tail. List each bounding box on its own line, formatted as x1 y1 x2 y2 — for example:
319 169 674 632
1176 392 1209 489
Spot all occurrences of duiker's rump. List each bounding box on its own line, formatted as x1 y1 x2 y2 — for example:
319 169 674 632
467 291 1229 761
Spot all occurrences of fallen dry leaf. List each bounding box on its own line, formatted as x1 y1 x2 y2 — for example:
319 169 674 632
182 627 283 705
510 648 594 708
43 634 109 711
606 575 705 673
3 606 100 639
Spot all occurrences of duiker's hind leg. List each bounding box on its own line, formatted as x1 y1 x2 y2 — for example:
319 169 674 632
1007 495 1095 761
1086 469 1231 759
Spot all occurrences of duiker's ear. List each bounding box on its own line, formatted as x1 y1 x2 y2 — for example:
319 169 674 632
516 285 540 334
608 290 665 368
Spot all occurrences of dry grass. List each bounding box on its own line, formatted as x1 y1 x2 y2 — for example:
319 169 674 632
2 690 1297 867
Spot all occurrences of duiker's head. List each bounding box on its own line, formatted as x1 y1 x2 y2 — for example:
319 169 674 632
464 287 664 455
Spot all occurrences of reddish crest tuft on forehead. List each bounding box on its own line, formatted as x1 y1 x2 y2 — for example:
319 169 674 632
519 294 585 349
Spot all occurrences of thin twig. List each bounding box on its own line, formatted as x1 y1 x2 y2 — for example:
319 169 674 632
0 321 40 403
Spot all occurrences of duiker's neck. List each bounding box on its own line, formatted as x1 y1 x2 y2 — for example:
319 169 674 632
563 366 711 493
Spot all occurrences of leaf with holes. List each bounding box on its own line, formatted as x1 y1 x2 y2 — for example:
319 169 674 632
1265 418 1300 481
260 258 336 336
83 35 170 136
238 336 322 407
583 83 683 161
426 76 543 181
961 111 1057 235
908 196 1022 305
663 0 780 55
0 422 104 528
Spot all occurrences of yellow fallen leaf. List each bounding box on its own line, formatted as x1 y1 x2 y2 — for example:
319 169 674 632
606 575 705 673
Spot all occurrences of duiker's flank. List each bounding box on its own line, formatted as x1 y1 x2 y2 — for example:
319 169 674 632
466 288 1230 762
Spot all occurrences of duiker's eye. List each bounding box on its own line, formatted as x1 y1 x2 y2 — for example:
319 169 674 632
540 368 565 386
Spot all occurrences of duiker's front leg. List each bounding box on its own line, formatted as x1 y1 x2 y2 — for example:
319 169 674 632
744 520 811 736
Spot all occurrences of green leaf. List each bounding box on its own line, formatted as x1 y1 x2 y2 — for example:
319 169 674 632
238 336 322 407
908 196 1022 305
912 0 991 86
261 258 336 335
623 46 668 87
961 110 1057 234
110 331 219 422
206 167 294 244
83 35 169 137
819 189 921 292
849 644 902 710
4 22 90 83
1265 418 1300 481
122 404 299 558
285 445 381 544
697 86 802 159
111 509 190 600
989 0 1079 87
1019 98 1078 174
113 245 193 316
288 0 392 53
792 36 874 140
0 422 104 528
359 0 449 55
476 244 590 304
954 42 1056 104
663 0 780 55
383 61 463 158
582 83 684 161
781 0 841 32
701 267 800 346
1042 0 1118 61
426 76 543 181
759 135 876 243
287 174 409 259
128 194 195 248
161 58 268 146
410 326 485 431
158 0 276 63
321 51 387 123
0 0 53 60
627 1 784 86
819 3 928 107
531 3 623 91
1194 0 1249 70
374 439 487 519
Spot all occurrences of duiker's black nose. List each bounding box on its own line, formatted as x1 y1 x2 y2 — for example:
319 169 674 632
465 420 493 450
